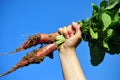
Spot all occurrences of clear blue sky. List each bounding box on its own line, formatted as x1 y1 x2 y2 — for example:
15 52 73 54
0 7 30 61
0 0 120 80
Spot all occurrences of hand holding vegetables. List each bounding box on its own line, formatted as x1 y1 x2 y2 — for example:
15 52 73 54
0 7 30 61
58 22 82 52
58 22 86 80
0 22 82 77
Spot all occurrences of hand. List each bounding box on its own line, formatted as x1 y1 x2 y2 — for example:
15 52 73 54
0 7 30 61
58 22 82 52
58 22 86 80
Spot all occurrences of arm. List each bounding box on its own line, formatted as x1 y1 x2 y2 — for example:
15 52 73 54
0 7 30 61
58 22 86 80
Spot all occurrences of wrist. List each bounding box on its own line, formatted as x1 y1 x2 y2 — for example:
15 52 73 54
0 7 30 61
59 46 76 56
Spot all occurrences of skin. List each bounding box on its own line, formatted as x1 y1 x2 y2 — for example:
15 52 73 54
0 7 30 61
58 22 86 80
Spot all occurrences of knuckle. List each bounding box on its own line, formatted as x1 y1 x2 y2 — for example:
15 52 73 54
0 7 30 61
58 27 63 34
63 27 67 34
63 27 69 38
58 27 62 31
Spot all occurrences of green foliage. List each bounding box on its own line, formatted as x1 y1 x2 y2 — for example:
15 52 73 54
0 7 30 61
78 0 120 66
89 27 98 39
89 41 105 66
102 13 111 31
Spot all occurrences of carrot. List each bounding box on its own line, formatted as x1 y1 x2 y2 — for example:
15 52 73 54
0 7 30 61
15 32 59 51
0 32 59 56
0 35 66 77
0 42 57 77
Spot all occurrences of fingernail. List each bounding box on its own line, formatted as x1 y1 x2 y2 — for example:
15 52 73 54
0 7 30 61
72 22 75 24
72 22 77 24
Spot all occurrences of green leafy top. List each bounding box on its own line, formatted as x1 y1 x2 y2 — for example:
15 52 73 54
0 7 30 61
78 0 120 66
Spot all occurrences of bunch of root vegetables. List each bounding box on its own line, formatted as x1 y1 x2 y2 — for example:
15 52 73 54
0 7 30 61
0 0 120 77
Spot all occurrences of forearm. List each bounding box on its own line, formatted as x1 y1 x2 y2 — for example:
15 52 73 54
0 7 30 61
59 48 86 80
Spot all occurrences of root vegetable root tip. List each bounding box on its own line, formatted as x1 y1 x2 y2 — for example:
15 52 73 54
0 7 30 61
0 71 12 77
0 51 17 56
0 42 58 77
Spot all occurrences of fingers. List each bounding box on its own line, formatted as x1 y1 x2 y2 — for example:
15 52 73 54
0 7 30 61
72 22 82 37
62 27 69 38
58 26 69 38
72 22 80 32
58 25 75 39
58 27 63 35
67 25 75 36
58 22 82 39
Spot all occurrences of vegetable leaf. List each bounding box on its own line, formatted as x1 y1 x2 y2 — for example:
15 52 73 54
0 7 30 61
89 41 105 66
102 13 111 31
89 27 98 39
106 0 120 9
79 0 120 66
103 40 110 51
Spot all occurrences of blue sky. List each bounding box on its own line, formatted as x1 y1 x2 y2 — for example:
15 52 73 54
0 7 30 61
0 0 120 80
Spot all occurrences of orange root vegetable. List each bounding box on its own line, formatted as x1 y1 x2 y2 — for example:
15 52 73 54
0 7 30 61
14 32 59 52
0 32 59 56
0 35 66 77
0 42 58 77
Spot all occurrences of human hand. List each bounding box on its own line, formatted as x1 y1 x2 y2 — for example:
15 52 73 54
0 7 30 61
58 22 86 80
58 22 82 53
